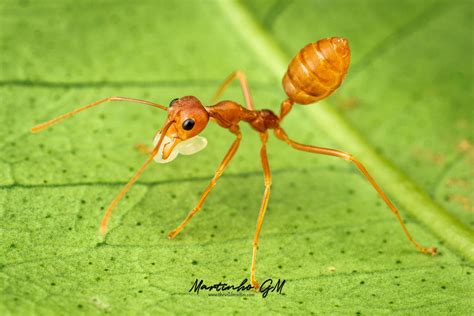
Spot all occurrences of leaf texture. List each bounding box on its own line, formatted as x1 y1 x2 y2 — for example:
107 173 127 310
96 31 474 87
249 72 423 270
1 0 473 314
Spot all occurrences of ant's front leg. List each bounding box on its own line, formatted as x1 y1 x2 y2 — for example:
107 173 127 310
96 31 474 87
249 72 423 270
99 120 174 236
134 144 152 154
168 126 242 239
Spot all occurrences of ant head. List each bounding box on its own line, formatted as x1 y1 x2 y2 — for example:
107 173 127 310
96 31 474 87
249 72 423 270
165 96 209 140
155 96 210 162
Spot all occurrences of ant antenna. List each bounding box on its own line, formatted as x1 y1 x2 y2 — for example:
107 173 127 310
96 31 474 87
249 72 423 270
31 96 167 133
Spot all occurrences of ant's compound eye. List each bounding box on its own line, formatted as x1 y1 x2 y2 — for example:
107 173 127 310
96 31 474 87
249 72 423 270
182 119 195 131
169 98 179 107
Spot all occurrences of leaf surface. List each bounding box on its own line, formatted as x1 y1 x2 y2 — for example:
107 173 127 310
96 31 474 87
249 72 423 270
1 0 473 314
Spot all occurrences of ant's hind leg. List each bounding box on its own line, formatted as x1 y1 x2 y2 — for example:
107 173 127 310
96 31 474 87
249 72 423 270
210 70 255 110
167 127 242 239
250 132 272 289
274 127 437 256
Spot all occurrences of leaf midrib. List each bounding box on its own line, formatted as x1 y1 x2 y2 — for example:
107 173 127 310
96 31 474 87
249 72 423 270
219 0 474 261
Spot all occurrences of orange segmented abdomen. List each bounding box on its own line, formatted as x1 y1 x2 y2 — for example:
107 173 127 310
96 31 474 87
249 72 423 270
282 37 351 105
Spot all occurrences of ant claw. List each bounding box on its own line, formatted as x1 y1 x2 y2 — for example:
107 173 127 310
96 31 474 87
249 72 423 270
251 281 260 290
168 230 178 240
99 224 108 237
427 247 437 256
420 246 437 256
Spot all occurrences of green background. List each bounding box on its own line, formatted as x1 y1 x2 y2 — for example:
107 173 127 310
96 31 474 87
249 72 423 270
1 0 473 314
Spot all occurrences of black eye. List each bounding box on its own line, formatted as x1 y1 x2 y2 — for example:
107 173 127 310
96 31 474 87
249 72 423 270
182 119 195 131
169 98 179 107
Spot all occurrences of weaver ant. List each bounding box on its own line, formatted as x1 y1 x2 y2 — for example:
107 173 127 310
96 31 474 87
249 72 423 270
32 37 437 289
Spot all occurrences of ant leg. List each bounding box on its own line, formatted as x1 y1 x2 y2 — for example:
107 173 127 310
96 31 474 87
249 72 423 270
210 70 255 110
99 120 174 236
168 127 242 239
31 96 167 133
274 127 437 256
134 144 151 155
250 132 272 289
135 130 162 154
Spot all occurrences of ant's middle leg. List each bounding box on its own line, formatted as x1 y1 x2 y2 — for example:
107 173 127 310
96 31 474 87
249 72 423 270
250 131 272 289
210 70 255 110
168 126 242 239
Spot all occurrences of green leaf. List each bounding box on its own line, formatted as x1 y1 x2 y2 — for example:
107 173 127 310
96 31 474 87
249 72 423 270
1 0 472 314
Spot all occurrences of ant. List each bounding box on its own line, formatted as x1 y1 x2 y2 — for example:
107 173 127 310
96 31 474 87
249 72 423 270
32 37 437 289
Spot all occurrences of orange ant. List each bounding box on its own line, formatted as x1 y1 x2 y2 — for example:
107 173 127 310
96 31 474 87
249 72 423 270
32 37 437 289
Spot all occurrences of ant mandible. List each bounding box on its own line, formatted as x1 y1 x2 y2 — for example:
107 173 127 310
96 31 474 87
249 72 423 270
31 37 437 289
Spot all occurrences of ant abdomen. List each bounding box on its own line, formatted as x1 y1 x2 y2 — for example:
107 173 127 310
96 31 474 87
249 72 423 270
282 37 351 105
